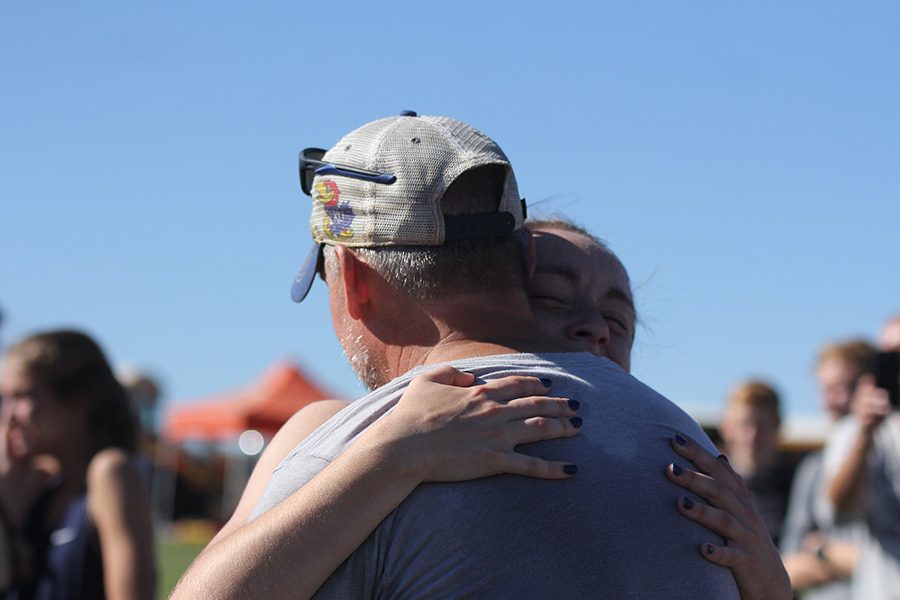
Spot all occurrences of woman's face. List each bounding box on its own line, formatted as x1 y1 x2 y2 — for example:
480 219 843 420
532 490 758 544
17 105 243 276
0 358 71 459
528 227 635 371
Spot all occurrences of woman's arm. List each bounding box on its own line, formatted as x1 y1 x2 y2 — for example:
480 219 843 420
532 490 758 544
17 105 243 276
666 433 792 600
86 448 156 600
171 366 581 600
207 399 349 549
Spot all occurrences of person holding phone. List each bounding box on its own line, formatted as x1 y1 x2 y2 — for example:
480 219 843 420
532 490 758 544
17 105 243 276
780 339 875 598
819 313 900 599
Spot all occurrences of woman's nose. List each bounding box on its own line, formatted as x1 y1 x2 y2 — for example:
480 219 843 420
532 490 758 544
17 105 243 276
565 313 610 355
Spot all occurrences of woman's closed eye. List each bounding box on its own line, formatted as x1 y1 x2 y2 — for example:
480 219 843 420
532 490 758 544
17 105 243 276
603 309 636 339
529 293 572 309
604 314 628 333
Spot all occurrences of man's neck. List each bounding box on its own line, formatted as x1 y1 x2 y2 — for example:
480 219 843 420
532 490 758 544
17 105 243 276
378 293 574 381
423 328 571 365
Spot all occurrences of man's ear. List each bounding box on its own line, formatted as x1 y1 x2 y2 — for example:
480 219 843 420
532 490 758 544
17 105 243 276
334 245 370 320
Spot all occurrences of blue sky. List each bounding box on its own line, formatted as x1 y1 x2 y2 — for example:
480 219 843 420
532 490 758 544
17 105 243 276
2 2 898 422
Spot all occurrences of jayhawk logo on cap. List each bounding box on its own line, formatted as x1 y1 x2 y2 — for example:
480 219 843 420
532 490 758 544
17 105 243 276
314 179 354 239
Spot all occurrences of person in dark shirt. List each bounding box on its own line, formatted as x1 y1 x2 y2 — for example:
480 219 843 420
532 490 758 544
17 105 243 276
0 330 156 600
781 339 875 598
719 379 795 545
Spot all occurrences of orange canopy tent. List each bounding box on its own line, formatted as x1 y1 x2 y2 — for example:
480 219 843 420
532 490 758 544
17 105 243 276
163 361 337 443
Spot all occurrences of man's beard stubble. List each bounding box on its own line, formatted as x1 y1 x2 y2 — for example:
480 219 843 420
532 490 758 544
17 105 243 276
336 309 381 391
343 331 380 391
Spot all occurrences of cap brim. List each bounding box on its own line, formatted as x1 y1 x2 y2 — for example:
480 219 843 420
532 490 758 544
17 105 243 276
290 242 323 303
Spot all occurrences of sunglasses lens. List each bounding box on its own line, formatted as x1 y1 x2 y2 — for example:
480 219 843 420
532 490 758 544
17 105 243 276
299 148 326 196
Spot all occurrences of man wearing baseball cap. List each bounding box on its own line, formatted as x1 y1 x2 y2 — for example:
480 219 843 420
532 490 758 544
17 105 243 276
188 113 741 597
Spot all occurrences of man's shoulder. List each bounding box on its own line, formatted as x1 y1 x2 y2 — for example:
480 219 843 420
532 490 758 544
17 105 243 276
421 351 715 456
443 351 711 442
437 351 628 387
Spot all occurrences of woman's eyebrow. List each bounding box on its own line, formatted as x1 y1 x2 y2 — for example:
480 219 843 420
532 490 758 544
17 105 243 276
533 265 579 283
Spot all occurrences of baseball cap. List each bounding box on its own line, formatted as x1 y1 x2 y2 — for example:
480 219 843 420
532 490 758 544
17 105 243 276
290 112 526 302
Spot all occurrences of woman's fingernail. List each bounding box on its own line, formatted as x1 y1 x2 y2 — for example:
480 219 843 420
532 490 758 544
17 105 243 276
570 417 583 428
674 434 688 446
563 464 578 475
540 378 552 388
672 463 683 476
717 454 729 463
705 543 715 555
567 399 580 410
682 497 694 510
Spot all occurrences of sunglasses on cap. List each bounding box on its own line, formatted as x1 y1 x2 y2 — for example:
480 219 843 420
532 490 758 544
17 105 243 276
298 147 397 196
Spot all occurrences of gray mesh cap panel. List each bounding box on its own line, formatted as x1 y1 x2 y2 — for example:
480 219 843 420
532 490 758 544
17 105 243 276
308 114 523 248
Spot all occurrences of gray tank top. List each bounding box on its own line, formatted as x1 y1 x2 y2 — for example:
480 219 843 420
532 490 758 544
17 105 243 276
252 352 740 599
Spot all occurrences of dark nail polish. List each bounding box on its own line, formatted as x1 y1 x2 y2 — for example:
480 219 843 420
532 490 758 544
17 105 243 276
682 497 694 510
569 417 583 428
567 399 580 411
674 434 688 446
705 543 715 555
717 454 729 463
540 378 552 388
672 463 683 476
563 464 578 475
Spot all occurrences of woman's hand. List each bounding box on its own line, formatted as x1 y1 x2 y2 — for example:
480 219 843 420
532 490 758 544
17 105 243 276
369 366 582 483
665 433 791 600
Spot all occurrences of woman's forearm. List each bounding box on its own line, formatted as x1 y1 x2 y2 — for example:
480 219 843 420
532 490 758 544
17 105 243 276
170 423 421 600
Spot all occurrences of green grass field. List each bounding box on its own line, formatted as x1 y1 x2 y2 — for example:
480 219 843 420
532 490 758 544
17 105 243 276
158 540 205 599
